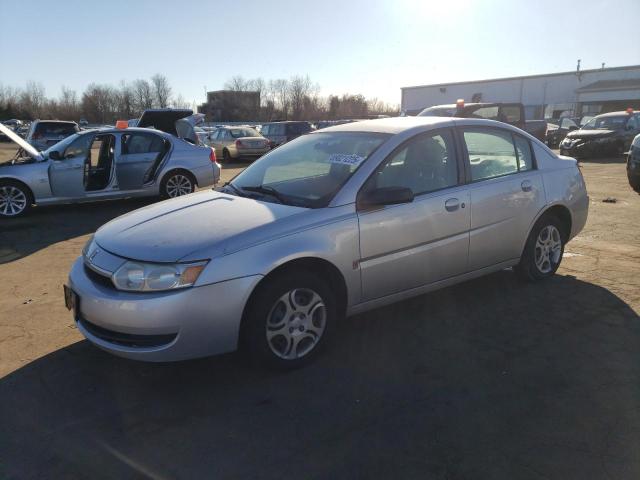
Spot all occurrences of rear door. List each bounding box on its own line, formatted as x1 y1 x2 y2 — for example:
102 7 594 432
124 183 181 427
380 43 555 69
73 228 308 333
117 132 167 190
358 129 470 301
461 127 545 271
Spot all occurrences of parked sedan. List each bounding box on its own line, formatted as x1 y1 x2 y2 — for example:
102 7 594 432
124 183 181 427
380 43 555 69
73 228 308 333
209 126 270 162
66 117 588 369
25 120 79 150
560 110 640 158
0 122 220 218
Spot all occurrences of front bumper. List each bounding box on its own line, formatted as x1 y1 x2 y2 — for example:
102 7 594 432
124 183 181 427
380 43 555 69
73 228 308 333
68 257 262 361
559 138 617 158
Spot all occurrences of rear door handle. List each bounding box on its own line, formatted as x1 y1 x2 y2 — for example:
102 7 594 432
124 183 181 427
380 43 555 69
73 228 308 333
521 180 533 192
445 198 460 212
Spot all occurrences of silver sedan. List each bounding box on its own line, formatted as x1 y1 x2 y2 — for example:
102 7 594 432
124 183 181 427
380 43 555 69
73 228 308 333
66 117 588 369
0 122 220 218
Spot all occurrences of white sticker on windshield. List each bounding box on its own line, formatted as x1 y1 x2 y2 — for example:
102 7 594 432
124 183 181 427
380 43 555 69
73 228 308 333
328 153 365 166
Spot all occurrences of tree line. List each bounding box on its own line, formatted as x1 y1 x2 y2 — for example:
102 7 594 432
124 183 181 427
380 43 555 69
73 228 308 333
0 74 398 124
222 75 398 121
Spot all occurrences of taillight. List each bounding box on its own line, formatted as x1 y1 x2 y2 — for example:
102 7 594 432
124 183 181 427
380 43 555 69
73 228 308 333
209 147 217 163
235 139 243 148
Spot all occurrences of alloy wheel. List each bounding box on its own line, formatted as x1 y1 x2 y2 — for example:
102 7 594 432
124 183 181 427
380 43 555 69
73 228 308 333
265 288 327 360
165 174 193 197
0 185 27 217
534 225 562 274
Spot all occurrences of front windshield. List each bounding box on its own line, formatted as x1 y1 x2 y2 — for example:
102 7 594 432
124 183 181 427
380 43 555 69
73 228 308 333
229 128 260 138
582 115 628 130
226 132 389 208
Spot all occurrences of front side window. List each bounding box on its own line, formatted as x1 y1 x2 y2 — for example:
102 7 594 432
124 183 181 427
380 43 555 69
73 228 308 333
370 131 458 196
62 134 92 159
228 132 389 208
464 129 519 181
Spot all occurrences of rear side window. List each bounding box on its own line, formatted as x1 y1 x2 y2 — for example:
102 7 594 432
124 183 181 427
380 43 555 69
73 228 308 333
122 134 165 155
261 125 270 135
464 129 519 181
513 135 533 171
288 123 311 134
270 124 286 135
468 106 499 120
35 122 78 136
500 106 522 123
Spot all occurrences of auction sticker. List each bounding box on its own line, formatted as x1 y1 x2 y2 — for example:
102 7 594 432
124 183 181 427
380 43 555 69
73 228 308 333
328 153 365 166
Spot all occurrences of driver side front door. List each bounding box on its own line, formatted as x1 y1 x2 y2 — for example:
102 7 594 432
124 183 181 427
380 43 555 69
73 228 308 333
48 133 93 198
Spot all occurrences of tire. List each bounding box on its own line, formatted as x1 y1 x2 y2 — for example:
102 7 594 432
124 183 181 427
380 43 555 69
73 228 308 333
160 171 196 199
0 180 32 218
514 214 565 282
629 175 640 193
241 269 336 370
222 149 232 164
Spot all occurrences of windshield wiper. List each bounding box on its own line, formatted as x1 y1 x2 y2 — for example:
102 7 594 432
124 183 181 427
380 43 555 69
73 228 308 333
221 182 245 197
240 185 286 203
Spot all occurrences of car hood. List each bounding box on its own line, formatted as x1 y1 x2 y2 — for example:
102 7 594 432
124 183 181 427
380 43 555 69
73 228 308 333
0 123 44 161
94 190 307 262
566 129 615 140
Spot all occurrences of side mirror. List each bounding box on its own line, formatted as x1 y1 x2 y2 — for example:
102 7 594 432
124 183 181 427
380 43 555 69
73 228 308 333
358 186 414 209
49 150 62 160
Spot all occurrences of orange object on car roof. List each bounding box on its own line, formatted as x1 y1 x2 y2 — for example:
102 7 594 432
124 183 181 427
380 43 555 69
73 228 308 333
115 120 128 129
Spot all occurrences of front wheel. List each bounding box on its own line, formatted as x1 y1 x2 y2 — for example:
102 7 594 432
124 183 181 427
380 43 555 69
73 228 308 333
241 270 336 369
515 215 565 282
0 181 32 218
161 172 196 198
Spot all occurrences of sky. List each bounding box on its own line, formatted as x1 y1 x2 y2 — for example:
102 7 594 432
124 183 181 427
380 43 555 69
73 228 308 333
1 0 639 106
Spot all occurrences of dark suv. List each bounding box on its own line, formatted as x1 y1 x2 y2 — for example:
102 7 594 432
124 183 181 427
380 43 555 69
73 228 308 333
260 121 313 148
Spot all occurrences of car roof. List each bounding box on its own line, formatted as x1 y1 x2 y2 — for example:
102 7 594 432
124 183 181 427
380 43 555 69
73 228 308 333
74 126 174 138
313 116 458 134
33 119 78 124
596 110 639 118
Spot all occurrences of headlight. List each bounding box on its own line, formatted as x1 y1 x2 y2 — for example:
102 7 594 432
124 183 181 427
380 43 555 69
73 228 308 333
112 260 208 292
82 235 96 256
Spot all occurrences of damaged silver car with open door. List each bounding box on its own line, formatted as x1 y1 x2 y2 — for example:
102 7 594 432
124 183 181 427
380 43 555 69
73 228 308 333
0 111 220 218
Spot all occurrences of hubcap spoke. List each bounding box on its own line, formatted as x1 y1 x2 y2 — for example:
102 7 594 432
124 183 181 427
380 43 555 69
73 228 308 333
166 175 192 197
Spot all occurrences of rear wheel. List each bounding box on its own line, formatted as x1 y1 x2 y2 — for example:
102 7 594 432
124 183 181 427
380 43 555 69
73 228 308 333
222 148 232 163
161 171 196 198
241 270 336 369
0 180 32 218
515 214 565 282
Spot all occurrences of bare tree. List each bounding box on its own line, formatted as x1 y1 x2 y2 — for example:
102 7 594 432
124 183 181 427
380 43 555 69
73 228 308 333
57 86 81 120
133 79 154 112
288 75 314 119
271 79 290 119
224 76 249 92
19 81 46 118
151 74 172 108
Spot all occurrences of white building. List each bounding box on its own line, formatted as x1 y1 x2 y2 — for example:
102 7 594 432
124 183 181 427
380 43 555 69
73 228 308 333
401 64 640 119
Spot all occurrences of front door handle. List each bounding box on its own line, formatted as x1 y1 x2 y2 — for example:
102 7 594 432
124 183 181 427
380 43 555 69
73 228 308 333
521 180 533 192
445 198 460 212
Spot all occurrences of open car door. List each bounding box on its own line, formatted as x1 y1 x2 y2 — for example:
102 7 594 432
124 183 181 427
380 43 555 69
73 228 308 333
117 131 169 190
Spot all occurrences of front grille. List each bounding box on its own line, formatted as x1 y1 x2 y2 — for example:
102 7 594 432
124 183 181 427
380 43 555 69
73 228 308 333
78 316 177 348
84 264 115 289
